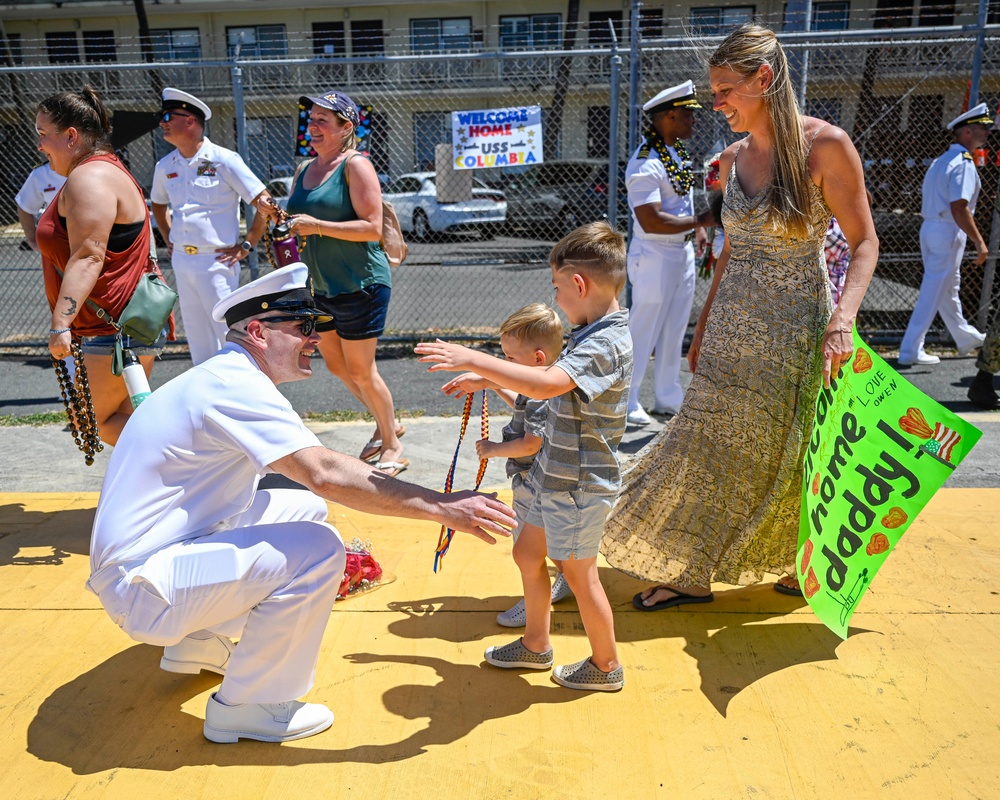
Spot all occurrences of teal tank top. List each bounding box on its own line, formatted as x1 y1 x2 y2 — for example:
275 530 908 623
286 158 391 297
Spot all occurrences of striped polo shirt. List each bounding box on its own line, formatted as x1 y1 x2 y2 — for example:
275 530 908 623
528 309 632 495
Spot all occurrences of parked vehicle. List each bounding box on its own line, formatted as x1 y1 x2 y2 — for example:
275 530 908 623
264 176 294 211
382 172 506 240
502 159 627 237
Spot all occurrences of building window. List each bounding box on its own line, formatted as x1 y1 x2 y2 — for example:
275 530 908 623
150 29 201 61
499 14 562 50
991 0 1000 24
918 0 955 26
589 11 624 47
312 22 345 58
46 32 80 64
639 8 665 39
690 6 756 36
410 18 473 54
874 0 914 28
5 33 23 64
227 25 287 58
812 1 850 30
83 30 117 63
412 110 451 170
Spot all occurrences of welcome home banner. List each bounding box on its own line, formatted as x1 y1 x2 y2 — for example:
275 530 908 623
798 331 982 638
451 105 543 170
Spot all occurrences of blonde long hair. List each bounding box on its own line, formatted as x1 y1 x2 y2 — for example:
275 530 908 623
709 24 812 238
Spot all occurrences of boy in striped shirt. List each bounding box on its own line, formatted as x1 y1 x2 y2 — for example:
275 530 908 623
417 222 633 691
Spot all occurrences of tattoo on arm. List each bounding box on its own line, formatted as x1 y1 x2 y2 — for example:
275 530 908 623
61 296 78 316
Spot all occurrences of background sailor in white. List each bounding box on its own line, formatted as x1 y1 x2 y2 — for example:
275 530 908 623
624 81 712 427
86 263 515 744
150 87 273 365
898 101 992 367
15 161 66 252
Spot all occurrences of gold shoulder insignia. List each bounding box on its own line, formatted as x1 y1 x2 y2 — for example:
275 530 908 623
962 151 973 161
637 145 650 159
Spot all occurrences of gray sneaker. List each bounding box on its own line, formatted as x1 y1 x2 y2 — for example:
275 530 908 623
496 574 574 627
553 658 624 691
484 638 554 670
550 573 572 603
496 599 527 627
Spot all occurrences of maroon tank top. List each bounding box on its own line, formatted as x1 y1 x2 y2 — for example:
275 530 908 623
37 153 153 337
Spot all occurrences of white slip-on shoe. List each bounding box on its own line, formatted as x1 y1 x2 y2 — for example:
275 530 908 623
626 407 653 427
203 693 334 743
898 351 940 366
484 638 554 670
161 632 235 676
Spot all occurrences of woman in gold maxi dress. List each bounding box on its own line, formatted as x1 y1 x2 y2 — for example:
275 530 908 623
601 24 879 608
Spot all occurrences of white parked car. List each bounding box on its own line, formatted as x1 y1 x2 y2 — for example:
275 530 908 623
382 172 506 240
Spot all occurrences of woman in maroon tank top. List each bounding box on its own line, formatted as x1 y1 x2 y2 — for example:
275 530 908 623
35 87 162 446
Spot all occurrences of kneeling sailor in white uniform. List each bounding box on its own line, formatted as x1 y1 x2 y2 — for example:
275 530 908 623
86 263 515 744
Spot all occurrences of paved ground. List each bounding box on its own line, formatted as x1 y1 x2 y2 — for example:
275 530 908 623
1 346 998 799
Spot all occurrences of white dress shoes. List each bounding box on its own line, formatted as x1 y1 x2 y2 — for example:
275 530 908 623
626 407 653 427
898 352 940 366
204 693 334 743
160 632 235 676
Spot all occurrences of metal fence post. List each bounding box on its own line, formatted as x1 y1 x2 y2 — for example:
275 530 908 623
627 0 642 159
230 55 259 280
972 0 996 330
608 21 623 229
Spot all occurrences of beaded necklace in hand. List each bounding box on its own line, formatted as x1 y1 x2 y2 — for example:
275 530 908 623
643 124 694 195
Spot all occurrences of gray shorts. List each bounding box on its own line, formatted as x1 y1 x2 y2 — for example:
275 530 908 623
510 473 533 543
523 486 613 560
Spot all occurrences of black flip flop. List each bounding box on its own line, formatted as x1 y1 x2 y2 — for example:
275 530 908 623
773 581 804 597
632 587 715 611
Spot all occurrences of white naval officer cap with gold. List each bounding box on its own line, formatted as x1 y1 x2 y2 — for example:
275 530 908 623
947 102 994 131
161 87 212 121
212 263 332 328
643 80 703 114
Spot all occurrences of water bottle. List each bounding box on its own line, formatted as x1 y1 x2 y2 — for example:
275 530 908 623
271 220 300 267
122 348 151 408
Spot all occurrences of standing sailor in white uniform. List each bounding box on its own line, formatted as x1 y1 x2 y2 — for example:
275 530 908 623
150 87 274 364
898 102 992 366
624 80 711 426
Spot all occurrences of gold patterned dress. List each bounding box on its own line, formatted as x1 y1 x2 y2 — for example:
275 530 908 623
601 139 833 586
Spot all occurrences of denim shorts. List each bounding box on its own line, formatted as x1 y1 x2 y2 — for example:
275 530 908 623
80 328 168 357
523 487 613 560
314 284 391 340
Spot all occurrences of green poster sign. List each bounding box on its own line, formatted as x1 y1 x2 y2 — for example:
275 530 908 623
798 331 982 638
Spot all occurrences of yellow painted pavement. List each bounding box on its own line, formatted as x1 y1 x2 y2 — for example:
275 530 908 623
2 489 999 799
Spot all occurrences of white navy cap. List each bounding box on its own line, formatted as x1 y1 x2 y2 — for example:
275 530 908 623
947 102 993 131
643 80 702 113
161 87 212 121
212 263 331 327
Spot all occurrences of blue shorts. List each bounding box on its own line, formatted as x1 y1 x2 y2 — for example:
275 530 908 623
80 328 168 357
314 284 391 340
523 487 613 560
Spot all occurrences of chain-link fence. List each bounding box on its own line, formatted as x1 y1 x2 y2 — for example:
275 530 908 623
1 25 998 353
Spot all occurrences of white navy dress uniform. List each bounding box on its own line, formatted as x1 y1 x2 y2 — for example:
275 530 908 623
898 102 992 365
151 88 266 365
15 162 65 219
86 263 344 742
625 80 702 418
